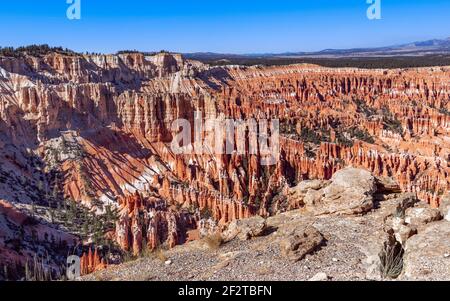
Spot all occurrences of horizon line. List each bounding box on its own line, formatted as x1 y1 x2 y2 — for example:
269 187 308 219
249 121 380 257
1 35 450 56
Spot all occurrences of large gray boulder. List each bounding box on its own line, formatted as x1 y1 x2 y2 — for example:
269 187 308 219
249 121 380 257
221 216 267 242
279 225 324 262
405 206 442 227
321 168 377 215
439 193 450 221
401 220 450 280
295 168 378 216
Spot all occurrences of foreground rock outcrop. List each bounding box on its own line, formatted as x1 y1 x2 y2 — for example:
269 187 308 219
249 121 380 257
440 193 450 221
83 167 447 281
401 221 450 280
82 178 449 281
279 225 324 262
221 216 267 242
289 168 378 215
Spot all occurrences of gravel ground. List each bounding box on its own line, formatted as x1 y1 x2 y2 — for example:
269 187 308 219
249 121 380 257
83 209 390 281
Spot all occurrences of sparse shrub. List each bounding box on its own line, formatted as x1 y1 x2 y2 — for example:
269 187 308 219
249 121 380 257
305 147 316 159
200 207 213 219
379 242 404 279
394 207 406 219
335 131 354 147
254 195 263 209
202 233 223 251
280 120 297 136
300 127 322 145
335 126 375 146
355 99 377 117
141 242 153 258
382 108 403 135
350 127 375 144
154 248 168 262
439 108 450 116
122 251 136 263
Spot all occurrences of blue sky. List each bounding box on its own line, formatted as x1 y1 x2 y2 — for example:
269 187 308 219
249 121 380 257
0 0 449 53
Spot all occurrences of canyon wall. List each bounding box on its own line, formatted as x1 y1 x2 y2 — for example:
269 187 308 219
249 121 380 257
0 52 449 268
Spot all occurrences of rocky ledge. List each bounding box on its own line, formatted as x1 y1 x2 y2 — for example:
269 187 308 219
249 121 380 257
82 168 450 281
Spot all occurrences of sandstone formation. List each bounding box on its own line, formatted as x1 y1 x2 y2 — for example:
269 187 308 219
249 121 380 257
80 247 107 276
83 167 449 281
114 192 197 255
0 49 449 279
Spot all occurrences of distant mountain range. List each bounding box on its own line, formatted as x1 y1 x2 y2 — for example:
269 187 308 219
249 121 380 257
185 37 450 60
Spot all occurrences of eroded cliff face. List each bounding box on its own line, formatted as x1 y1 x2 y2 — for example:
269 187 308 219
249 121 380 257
0 51 449 277
114 192 198 256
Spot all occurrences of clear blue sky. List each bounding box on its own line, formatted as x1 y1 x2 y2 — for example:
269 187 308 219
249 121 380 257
0 0 449 54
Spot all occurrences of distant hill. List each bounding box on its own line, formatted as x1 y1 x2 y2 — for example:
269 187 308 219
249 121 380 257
288 37 450 58
185 37 450 60
184 37 450 68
